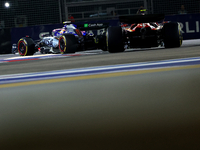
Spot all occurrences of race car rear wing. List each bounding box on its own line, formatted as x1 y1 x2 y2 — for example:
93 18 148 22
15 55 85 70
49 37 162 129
77 23 109 31
119 14 165 23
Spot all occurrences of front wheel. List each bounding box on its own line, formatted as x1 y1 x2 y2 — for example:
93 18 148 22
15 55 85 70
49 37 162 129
58 34 78 54
107 27 124 53
17 37 35 56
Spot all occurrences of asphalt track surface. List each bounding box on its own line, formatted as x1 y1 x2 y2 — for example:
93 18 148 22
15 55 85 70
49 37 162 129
0 39 200 75
0 40 200 150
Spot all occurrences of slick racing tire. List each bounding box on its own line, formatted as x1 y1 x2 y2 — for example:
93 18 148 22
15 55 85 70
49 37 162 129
17 37 35 56
163 22 183 48
107 27 124 53
58 34 78 54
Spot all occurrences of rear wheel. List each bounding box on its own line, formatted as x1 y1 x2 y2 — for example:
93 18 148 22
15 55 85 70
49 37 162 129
163 22 183 48
107 27 124 53
59 34 78 54
17 37 35 56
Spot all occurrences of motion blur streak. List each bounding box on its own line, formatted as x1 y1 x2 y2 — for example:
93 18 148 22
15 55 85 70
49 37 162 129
1 64 200 88
0 65 200 150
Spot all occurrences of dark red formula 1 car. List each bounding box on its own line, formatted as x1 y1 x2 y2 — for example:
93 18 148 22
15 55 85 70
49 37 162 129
106 14 183 53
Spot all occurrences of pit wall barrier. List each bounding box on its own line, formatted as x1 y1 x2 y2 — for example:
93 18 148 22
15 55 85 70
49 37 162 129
165 13 200 40
0 28 12 54
1 13 200 54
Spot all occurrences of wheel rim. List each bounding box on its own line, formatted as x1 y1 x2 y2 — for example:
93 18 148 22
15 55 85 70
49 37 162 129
179 30 183 46
59 36 66 54
106 30 109 50
18 40 27 56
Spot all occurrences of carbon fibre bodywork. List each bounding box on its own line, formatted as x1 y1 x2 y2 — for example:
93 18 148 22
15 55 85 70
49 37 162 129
120 14 182 48
122 22 163 48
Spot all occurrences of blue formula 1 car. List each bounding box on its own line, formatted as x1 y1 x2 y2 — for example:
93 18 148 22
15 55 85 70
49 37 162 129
13 22 108 56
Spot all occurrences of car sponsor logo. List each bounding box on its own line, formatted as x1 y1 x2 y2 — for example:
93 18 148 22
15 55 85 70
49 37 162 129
179 21 199 33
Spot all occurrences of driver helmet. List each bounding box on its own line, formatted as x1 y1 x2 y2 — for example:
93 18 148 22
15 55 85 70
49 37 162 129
137 6 147 15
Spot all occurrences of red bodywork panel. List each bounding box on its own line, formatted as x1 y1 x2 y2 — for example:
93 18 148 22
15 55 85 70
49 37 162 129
123 23 160 32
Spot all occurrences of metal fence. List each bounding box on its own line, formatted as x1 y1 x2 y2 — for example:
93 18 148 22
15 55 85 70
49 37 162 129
0 0 199 28
63 0 200 22
153 0 200 15
0 0 61 28
64 0 147 21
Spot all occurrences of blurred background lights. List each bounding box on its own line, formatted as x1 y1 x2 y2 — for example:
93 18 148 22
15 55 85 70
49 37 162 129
5 2 10 8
